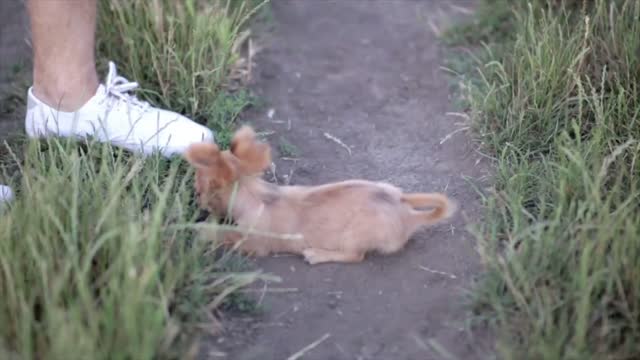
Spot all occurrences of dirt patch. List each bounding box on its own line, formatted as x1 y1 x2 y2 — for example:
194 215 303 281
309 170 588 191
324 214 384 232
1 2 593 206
0 0 30 140
209 1 492 359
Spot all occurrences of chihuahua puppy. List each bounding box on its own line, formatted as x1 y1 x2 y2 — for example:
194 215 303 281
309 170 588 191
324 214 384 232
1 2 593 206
184 126 456 265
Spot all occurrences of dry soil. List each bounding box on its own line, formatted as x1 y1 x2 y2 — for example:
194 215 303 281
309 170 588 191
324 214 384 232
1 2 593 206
209 1 491 359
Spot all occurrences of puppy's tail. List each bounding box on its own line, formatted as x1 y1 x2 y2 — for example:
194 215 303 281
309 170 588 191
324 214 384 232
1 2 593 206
401 193 456 226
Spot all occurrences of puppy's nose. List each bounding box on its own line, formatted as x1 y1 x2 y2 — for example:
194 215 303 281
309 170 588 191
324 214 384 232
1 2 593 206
195 210 210 222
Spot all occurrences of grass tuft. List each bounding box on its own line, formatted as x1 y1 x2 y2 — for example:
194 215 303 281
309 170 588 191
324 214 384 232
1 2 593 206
447 0 640 358
0 139 276 359
96 0 267 129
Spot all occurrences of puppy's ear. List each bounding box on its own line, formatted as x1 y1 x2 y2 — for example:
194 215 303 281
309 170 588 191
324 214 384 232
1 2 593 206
184 142 220 169
231 125 257 145
184 142 236 187
230 125 272 174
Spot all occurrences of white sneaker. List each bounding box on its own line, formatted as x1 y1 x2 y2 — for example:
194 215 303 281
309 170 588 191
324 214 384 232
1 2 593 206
0 185 12 205
25 61 214 157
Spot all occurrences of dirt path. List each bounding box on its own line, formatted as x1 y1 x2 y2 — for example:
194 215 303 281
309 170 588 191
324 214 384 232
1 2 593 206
213 1 491 359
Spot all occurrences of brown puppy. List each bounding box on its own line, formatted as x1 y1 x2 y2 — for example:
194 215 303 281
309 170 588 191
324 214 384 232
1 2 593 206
184 126 456 265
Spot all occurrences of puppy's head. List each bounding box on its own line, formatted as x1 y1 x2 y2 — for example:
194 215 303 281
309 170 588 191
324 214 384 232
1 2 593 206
184 125 272 215
184 142 237 214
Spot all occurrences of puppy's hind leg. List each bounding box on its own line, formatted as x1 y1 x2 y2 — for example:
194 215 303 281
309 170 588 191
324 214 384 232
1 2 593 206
302 248 365 265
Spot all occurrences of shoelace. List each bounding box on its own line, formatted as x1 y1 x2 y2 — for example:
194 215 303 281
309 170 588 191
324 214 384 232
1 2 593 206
0 185 13 203
102 61 150 112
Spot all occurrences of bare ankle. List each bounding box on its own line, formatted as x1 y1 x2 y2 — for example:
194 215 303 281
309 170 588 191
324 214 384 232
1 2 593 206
32 69 99 112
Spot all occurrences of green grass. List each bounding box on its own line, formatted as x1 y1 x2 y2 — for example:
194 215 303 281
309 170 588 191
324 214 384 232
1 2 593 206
0 0 274 359
96 0 268 132
446 0 640 358
0 139 276 360
277 137 298 158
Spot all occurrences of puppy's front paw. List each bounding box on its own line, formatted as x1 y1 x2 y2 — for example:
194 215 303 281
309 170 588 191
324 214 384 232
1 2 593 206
302 248 322 265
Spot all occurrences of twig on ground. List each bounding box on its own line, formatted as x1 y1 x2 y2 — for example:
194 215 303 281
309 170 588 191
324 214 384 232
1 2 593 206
427 338 457 360
239 287 299 293
256 131 275 138
448 4 473 15
254 322 287 328
284 160 297 185
445 112 471 120
428 19 441 36
411 332 457 359
323 132 352 155
474 148 497 161
418 265 457 279
439 126 470 145
257 283 268 306
269 162 278 183
207 350 227 358
286 333 332 360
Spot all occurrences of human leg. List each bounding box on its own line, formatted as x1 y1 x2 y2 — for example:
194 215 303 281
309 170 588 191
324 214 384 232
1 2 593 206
28 0 99 111
24 0 214 157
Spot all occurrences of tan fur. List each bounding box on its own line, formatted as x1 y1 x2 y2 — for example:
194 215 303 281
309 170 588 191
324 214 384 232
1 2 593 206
184 125 457 265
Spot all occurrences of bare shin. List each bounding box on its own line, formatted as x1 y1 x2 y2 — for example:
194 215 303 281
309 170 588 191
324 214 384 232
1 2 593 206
27 0 99 111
